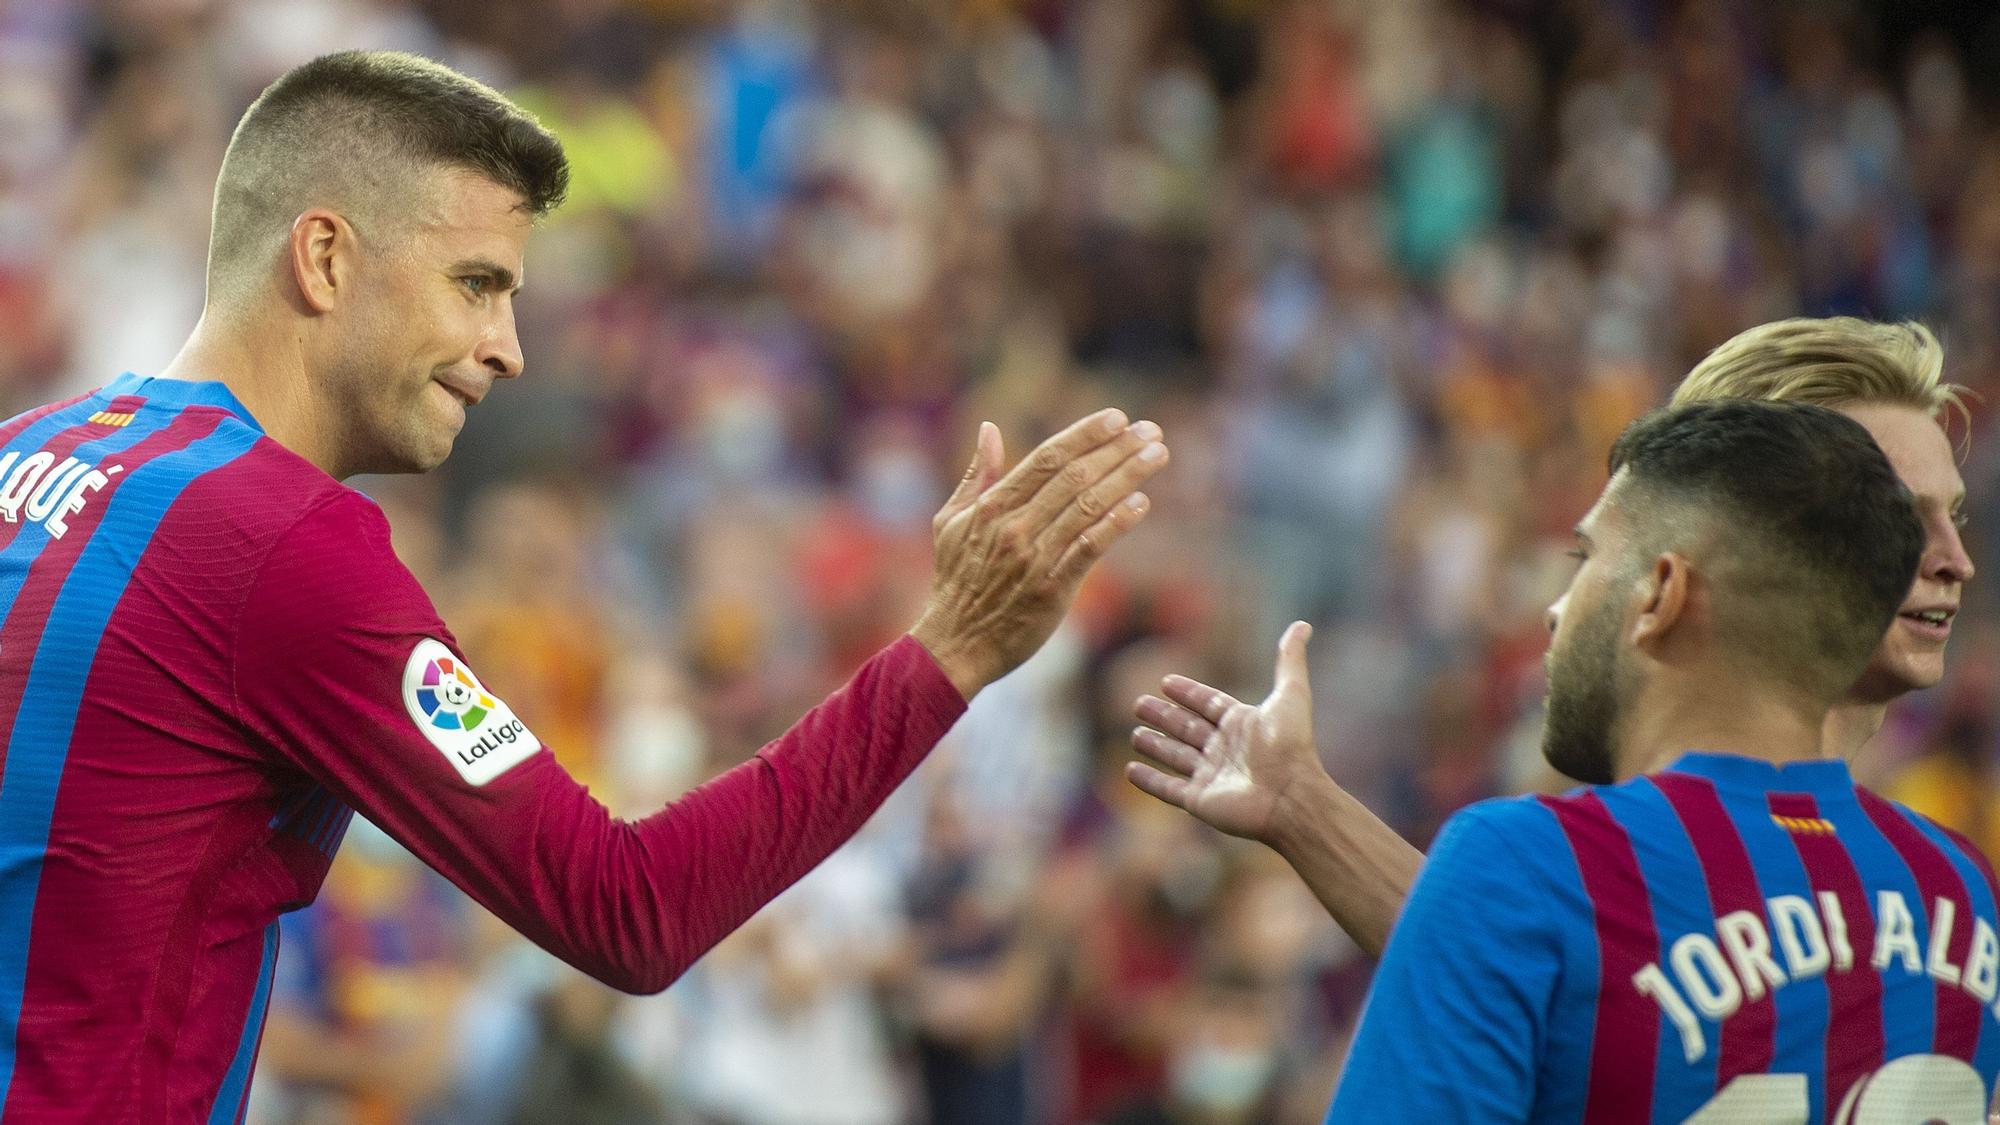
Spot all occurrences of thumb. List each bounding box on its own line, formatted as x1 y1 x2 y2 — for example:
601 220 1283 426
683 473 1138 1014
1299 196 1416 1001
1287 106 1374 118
1272 621 1313 702
942 422 1003 518
976 420 1005 491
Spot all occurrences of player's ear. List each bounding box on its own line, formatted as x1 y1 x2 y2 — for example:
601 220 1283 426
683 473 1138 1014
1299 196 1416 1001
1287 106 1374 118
1630 552 1690 653
288 208 351 314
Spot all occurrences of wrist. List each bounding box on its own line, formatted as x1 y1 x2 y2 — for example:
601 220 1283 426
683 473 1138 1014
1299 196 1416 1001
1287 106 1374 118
1265 768 1346 857
908 619 986 702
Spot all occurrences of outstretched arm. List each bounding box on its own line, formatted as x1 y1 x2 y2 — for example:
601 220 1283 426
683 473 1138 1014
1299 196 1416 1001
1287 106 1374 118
1126 623 1422 955
238 410 1169 993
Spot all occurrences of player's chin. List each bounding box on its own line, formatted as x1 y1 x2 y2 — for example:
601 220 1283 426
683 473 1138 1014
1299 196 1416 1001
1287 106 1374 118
1890 650 1947 692
408 398 466 469
1853 645 1945 700
421 423 463 469
410 441 455 473
385 424 458 475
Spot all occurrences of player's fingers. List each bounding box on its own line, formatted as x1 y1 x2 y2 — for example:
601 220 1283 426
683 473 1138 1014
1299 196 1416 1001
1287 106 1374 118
1131 726 1204 776
1031 426 1168 551
1135 694 1218 749
1271 621 1313 701
935 421 1004 528
1125 761 1194 810
1048 491 1150 587
1162 674 1240 725
975 409 1129 516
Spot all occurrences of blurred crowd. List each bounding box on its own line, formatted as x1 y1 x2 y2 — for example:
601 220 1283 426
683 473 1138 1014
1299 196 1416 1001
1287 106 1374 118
9 0 2000 1121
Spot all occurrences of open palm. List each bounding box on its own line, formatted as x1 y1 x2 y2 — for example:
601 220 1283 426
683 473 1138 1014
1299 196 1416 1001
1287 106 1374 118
1127 622 1322 845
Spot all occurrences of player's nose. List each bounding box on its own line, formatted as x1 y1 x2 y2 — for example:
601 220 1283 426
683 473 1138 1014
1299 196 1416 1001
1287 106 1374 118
476 308 524 381
1927 520 1975 586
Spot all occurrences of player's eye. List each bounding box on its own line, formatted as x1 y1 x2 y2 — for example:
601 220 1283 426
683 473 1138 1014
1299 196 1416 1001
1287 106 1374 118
1565 549 1588 565
1951 508 1970 531
459 275 491 296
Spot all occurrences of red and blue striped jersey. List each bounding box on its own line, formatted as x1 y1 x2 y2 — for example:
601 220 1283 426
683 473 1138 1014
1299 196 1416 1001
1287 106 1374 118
0 375 967 1122
1329 752 2000 1122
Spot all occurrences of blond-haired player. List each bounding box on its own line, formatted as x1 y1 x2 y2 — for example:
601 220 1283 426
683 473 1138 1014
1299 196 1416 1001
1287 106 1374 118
1128 317 1976 955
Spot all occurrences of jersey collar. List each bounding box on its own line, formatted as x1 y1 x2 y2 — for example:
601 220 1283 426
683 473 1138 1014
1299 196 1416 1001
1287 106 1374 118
1661 751 1856 798
105 373 264 432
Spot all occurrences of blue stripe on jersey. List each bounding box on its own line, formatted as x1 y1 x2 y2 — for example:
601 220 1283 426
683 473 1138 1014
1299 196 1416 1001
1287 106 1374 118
312 805 353 857
319 808 353 859
0 419 261 1104
1823 793 1935 1064
274 786 326 837
0 397 112 465
1897 810 2000 1076
101 373 262 431
305 793 343 852
1726 795 1830 1118
270 787 353 860
1596 779 1719 1122
0 403 192 1094
207 922 279 1125
1516 800 1596 1124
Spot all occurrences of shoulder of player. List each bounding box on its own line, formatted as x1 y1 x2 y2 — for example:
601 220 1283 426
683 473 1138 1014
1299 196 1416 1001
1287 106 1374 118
268 487 403 576
1401 796 1585 947
231 487 441 663
167 434 358 530
1859 784 1994 868
1428 794 1574 879
1448 790 1571 834
165 466 391 590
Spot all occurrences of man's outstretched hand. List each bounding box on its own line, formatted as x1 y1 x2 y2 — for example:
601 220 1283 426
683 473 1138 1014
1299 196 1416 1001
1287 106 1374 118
912 410 1168 700
1127 622 1426 958
1126 621 1331 846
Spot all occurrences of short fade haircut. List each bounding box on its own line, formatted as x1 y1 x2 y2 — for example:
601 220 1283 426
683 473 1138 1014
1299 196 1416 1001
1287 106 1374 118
1606 401 1923 703
1671 317 1965 423
207 50 568 303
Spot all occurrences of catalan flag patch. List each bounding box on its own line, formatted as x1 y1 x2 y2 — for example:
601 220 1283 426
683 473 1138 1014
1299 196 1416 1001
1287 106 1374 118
1771 813 1835 835
86 411 135 428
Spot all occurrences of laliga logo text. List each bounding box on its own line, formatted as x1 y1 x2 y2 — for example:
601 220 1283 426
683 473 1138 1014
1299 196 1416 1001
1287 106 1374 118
414 655 529 766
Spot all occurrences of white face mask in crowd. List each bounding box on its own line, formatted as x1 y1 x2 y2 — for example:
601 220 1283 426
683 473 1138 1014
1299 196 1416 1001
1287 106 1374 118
1169 1036 1279 1115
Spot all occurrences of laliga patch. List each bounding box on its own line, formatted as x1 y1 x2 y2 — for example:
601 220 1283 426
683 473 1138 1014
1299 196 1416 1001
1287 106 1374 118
402 639 540 785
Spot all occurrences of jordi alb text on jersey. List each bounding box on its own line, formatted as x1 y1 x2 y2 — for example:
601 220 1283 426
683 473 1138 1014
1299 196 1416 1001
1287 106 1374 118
1636 889 1993 1065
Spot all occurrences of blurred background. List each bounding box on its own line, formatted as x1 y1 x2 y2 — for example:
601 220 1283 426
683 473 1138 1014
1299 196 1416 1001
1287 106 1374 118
9 0 2000 1121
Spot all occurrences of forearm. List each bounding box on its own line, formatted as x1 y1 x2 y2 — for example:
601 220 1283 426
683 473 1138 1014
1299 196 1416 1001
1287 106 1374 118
1269 774 1424 956
536 635 965 990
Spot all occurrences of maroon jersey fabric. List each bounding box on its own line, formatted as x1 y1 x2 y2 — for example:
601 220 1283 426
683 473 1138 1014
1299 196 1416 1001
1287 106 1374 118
1 376 966 1122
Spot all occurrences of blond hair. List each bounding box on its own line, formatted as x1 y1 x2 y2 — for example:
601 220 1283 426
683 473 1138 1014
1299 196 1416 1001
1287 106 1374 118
1671 318 1966 423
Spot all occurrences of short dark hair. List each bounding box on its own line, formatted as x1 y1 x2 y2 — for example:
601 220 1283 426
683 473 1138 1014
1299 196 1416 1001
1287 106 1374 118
1606 400 1923 701
208 51 567 298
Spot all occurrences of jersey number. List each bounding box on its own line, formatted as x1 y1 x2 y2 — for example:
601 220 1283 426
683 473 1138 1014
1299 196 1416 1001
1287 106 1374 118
1686 1054 1985 1124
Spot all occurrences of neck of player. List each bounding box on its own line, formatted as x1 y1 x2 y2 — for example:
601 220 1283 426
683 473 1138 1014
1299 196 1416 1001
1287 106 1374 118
160 311 348 479
1821 698 1890 761
1618 666 1831 780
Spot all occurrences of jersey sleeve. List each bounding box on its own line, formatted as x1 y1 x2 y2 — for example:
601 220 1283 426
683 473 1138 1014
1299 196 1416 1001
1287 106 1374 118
1325 802 1560 1123
230 490 966 994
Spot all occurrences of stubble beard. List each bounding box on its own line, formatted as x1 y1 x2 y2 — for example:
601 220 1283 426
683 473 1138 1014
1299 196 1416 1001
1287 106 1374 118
355 365 457 477
1541 596 1626 786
